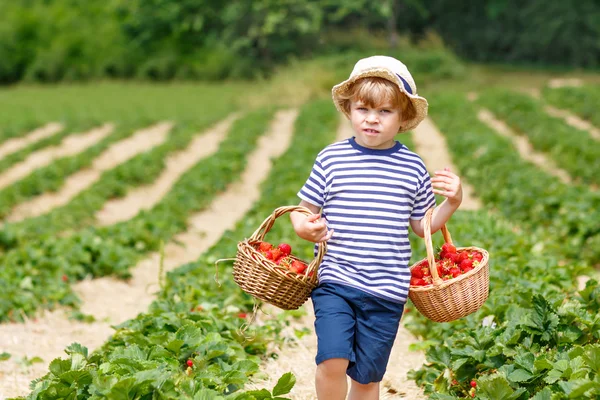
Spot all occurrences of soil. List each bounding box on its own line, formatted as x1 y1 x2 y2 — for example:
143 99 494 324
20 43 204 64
477 109 572 184
0 123 64 160
7 122 173 222
0 124 114 191
0 111 297 399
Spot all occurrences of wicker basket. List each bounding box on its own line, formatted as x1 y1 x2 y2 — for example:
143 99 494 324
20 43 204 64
408 208 490 323
233 206 326 310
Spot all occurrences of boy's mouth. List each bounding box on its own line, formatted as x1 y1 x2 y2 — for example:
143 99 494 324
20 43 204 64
363 128 380 134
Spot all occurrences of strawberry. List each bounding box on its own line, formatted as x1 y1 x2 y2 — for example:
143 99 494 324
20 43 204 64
238 312 247 318
411 265 424 278
186 359 194 368
462 266 474 274
460 259 474 271
442 243 457 254
470 380 477 388
289 260 307 274
449 267 462 278
258 241 272 252
61 274 68 282
472 252 483 262
278 243 292 256
270 248 283 261
277 256 292 269
410 277 426 286
264 250 274 260
457 251 470 263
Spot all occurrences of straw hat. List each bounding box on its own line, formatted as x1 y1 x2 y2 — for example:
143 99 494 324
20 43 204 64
332 55 429 133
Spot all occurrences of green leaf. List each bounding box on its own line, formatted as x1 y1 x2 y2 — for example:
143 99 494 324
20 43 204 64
530 387 552 400
478 375 526 399
244 389 272 400
272 372 295 396
49 358 72 376
0 352 11 361
507 368 533 383
583 345 600 374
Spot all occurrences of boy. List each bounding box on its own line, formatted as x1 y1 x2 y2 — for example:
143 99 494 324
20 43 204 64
290 55 463 400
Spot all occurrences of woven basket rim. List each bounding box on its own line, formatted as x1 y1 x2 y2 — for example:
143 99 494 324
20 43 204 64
409 246 489 292
238 238 318 287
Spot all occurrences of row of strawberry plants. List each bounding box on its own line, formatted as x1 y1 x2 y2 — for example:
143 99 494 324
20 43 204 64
0 116 230 250
0 123 140 219
0 109 273 323
15 99 339 399
429 92 600 264
476 89 600 186
542 85 600 128
402 91 600 398
405 209 600 399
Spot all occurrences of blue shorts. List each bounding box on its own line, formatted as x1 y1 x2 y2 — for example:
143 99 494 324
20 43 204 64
311 282 405 384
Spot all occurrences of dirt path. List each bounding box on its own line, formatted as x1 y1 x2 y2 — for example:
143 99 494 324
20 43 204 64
95 117 236 226
247 116 430 399
547 78 583 88
0 124 114 191
477 109 572 185
6 123 173 222
0 123 64 160
543 106 600 141
412 117 482 210
0 110 298 399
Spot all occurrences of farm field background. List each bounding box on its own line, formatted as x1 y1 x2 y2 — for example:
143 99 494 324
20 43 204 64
0 53 600 400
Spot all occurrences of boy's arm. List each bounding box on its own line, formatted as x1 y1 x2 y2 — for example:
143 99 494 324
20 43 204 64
410 167 462 237
290 200 333 243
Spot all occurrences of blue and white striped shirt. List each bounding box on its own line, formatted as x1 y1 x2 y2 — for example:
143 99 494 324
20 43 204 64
298 137 436 303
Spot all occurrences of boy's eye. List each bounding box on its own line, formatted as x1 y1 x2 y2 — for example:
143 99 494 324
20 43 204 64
380 109 391 113
357 107 367 111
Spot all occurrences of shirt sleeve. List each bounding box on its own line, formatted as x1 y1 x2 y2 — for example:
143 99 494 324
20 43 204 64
410 171 436 220
297 159 326 208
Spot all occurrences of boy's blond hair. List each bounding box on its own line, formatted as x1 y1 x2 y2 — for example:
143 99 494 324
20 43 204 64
337 77 417 123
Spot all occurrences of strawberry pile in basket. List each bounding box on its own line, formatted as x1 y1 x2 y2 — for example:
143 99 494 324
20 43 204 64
254 241 312 276
411 243 484 287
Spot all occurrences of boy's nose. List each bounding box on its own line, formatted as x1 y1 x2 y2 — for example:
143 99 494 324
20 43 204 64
366 112 378 123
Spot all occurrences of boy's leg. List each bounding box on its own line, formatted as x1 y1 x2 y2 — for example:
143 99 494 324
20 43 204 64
311 283 357 400
348 379 379 400
346 292 404 394
316 358 349 400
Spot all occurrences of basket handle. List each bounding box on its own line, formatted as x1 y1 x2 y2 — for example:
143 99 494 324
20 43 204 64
249 205 327 276
423 207 453 286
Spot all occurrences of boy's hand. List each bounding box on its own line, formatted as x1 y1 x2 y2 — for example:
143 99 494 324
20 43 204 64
291 212 333 243
431 167 463 206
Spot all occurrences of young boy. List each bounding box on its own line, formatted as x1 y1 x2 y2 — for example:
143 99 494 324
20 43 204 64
290 55 463 400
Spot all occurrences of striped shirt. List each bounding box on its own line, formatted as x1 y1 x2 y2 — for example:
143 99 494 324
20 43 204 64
298 137 436 303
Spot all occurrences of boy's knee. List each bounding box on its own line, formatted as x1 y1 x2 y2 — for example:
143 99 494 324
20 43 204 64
317 358 349 377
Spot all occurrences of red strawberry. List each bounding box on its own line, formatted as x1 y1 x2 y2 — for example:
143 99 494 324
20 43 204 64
442 243 457 254
186 359 194 368
462 266 474 274
470 380 477 388
449 267 462 278
457 251 470 262
258 242 272 252
411 266 424 278
61 275 68 282
270 248 283 261
238 312 247 318
289 260 307 274
472 252 483 262
264 250 274 260
460 259 474 271
278 243 292 256
410 277 426 286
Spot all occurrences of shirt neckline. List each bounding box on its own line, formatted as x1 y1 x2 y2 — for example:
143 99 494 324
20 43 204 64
349 137 403 155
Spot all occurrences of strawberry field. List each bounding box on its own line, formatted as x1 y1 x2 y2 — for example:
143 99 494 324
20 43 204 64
0 60 599 400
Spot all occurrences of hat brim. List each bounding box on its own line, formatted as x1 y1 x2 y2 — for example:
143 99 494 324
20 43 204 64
331 68 429 133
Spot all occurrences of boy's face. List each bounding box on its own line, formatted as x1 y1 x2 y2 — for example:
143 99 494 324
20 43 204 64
349 100 403 150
